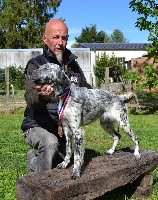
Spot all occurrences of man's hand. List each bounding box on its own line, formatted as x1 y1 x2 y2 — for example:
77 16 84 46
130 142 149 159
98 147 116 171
36 84 54 99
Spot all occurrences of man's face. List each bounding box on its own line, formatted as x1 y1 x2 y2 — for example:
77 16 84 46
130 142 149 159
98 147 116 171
43 22 68 57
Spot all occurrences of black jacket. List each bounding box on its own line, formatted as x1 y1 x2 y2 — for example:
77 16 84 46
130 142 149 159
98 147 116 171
21 46 92 134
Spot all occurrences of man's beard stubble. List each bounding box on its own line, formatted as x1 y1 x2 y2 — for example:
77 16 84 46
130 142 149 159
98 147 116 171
55 53 63 64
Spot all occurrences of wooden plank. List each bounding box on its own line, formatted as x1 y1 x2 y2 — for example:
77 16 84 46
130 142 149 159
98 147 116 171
16 147 158 200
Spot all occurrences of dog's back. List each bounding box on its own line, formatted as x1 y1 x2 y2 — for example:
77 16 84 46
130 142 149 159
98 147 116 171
69 84 126 125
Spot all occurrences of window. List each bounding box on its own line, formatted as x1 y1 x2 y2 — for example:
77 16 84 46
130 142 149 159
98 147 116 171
116 57 125 64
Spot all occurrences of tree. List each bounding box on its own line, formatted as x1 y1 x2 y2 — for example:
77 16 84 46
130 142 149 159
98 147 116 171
110 29 129 43
104 32 112 43
123 65 158 91
73 24 129 47
75 24 106 44
129 0 158 56
94 52 119 87
0 0 62 49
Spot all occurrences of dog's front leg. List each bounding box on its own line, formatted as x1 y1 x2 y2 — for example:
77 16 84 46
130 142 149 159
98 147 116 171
71 128 85 179
57 122 72 169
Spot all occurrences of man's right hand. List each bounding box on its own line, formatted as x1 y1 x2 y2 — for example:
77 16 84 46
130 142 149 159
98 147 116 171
36 84 54 99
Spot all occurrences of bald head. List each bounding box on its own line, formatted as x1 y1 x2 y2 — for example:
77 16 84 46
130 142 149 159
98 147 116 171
44 19 68 36
43 19 69 59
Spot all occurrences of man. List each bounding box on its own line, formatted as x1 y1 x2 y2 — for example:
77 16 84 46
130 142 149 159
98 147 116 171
21 19 92 173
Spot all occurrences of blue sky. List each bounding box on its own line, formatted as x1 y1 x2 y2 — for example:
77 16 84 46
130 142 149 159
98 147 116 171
54 0 149 48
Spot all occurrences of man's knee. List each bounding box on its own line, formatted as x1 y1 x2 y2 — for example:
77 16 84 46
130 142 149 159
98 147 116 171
44 135 59 153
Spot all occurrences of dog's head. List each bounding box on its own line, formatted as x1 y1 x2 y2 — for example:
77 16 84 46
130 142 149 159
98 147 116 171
29 63 71 96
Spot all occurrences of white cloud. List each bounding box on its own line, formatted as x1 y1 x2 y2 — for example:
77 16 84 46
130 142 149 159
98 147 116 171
104 29 113 34
125 29 140 33
66 28 81 48
68 28 81 35
67 40 76 48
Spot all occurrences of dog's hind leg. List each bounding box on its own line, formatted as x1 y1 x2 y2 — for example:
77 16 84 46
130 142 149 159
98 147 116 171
100 117 121 155
71 128 85 179
119 117 140 160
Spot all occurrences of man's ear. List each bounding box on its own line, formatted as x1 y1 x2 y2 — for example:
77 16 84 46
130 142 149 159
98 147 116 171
43 34 47 44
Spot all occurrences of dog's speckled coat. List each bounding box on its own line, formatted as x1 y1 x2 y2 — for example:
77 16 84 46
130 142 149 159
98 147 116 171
30 63 140 179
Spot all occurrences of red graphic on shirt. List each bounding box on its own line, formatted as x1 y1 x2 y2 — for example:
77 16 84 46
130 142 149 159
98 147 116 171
71 76 78 83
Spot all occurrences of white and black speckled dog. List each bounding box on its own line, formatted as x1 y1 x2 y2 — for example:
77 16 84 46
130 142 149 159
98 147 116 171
30 63 140 179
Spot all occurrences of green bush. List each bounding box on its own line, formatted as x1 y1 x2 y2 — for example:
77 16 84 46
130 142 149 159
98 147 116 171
0 68 5 90
123 65 158 92
0 65 25 91
9 65 25 90
94 52 125 87
143 65 158 90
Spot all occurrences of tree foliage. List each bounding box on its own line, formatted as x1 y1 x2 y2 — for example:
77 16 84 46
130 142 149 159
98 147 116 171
94 52 119 87
103 32 112 43
129 0 158 56
74 24 128 47
0 65 25 90
110 29 129 43
123 65 158 91
0 0 62 48
9 65 25 90
75 24 106 43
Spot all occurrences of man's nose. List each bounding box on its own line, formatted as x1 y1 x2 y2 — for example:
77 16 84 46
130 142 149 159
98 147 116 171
57 37 64 45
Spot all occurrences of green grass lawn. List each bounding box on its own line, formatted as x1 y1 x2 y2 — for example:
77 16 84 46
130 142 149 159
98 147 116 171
0 112 158 200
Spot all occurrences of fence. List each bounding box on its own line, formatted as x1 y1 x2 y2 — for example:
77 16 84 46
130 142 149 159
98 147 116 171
0 48 93 86
0 67 26 113
0 48 93 112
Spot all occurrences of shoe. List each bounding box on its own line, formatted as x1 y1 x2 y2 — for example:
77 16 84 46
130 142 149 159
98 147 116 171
26 149 36 173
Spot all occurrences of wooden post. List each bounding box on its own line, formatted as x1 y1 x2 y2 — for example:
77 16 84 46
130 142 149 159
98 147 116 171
104 67 109 90
5 67 10 113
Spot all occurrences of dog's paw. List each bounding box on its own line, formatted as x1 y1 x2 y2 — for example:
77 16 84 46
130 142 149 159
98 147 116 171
134 149 141 161
134 153 141 161
105 149 114 155
71 170 81 180
57 161 68 169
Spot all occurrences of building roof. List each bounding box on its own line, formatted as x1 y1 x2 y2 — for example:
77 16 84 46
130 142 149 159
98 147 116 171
78 43 151 50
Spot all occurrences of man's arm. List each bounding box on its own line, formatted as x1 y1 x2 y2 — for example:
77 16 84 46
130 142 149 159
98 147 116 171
24 62 53 108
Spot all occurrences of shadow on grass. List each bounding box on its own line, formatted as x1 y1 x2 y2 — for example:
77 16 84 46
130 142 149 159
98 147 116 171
0 91 6 95
84 148 101 160
0 91 18 96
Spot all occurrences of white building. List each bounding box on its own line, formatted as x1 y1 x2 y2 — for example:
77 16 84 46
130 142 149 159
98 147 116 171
78 43 150 86
0 43 150 87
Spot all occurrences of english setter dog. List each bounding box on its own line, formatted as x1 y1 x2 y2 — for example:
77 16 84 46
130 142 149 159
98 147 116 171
30 63 140 179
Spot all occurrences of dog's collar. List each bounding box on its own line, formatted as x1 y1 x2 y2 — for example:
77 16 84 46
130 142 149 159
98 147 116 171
57 87 71 121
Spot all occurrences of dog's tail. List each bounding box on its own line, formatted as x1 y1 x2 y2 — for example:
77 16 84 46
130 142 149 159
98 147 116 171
118 92 140 107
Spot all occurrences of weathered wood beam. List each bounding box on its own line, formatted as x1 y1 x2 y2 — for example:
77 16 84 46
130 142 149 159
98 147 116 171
16 147 158 200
